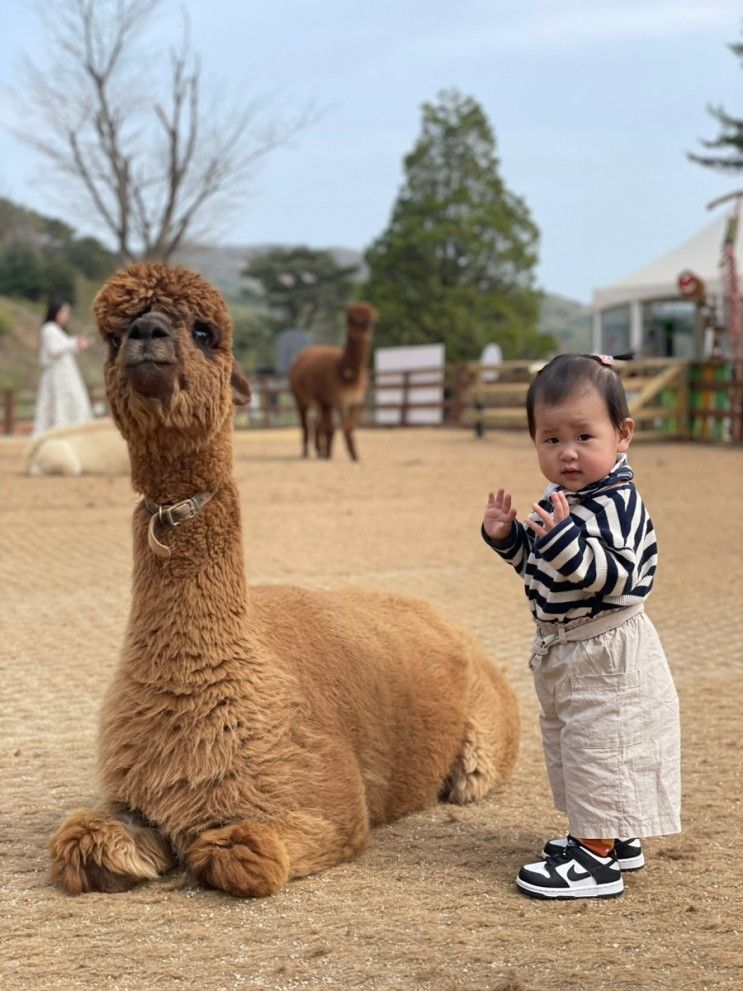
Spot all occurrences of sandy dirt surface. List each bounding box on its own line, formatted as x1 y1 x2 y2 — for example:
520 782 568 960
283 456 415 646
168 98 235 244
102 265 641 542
1 427 742 991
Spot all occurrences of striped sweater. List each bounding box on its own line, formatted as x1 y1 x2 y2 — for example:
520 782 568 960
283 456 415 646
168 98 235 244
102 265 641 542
482 456 658 623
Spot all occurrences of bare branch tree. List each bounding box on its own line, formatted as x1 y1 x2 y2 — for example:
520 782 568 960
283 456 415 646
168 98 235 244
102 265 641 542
12 0 313 263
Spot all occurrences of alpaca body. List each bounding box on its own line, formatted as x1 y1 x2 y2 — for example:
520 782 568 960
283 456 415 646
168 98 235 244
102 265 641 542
99 484 516 859
24 417 129 476
290 345 369 407
49 264 518 898
289 304 376 461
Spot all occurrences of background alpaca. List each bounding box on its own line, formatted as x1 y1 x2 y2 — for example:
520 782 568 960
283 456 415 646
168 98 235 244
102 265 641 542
24 418 129 476
289 302 377 461
49 264 518 898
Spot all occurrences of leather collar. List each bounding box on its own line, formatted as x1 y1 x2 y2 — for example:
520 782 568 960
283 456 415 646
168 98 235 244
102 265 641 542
142 491 214 559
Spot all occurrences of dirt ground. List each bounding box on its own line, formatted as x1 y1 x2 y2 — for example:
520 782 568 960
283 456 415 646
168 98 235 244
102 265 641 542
1 427 742 991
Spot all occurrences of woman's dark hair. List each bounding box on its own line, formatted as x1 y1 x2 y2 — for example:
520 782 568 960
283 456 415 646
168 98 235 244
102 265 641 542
44 296 70 325
526 354 630 438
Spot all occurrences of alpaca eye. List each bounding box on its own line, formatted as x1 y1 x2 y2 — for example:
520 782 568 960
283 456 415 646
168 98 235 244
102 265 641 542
192 322 216 350
110 334 121 351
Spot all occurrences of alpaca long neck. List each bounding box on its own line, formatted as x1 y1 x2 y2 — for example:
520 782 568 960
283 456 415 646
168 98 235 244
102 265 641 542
128 430 233 505
339 333 370 384
124 431 251 685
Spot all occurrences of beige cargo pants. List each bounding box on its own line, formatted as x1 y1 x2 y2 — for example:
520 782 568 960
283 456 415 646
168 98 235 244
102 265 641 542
529 603 681 838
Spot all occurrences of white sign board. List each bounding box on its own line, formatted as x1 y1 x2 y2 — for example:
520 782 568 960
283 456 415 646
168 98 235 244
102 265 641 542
374 344 445 425
480 343 503 382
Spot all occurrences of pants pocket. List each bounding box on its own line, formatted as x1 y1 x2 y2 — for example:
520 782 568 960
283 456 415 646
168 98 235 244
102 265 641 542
564 669 641 750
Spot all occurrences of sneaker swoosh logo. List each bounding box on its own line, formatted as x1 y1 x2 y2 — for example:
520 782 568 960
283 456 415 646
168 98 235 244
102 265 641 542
566 865 591 882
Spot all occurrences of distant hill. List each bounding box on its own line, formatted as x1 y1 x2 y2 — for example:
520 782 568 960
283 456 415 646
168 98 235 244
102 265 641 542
0 212 594 390
175 242 593 353
175 243 366 301
539 292 592 353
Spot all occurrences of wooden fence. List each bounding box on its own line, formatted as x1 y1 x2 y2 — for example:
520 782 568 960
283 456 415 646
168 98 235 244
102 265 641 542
241 368 466 429
3 359 742 442
462 358 743 443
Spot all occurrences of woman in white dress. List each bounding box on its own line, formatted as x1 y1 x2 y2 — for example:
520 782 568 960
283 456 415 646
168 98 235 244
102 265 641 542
32 298 93 435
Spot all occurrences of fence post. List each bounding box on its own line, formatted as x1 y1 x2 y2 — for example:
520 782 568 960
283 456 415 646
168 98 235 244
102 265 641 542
677 363 690 439
472 364 485 438
733 360 743 443
259 375 270 427
4 390 15 435
451 364 469 425
400 370 410 426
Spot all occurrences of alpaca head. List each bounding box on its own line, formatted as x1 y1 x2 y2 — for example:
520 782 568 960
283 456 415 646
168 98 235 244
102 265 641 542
346 302 378 343
93 264 251 450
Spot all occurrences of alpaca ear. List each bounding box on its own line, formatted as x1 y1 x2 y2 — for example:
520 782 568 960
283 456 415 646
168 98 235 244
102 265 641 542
230 362 252 406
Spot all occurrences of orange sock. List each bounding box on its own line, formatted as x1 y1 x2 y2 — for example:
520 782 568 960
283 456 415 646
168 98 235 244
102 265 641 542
578 837 615 858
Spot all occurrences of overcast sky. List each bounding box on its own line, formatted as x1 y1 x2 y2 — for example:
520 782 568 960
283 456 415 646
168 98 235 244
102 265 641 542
0 0 741 302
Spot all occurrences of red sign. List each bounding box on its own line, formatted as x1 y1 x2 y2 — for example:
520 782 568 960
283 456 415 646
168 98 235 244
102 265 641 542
677 269 705 301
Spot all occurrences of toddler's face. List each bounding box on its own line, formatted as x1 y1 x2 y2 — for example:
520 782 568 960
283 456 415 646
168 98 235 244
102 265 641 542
532 386 634 491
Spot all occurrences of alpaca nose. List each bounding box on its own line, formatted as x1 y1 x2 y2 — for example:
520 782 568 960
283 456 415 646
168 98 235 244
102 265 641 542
129 313 172 342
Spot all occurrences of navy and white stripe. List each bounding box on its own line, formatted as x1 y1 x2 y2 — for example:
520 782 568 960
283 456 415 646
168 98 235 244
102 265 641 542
482 456 658 623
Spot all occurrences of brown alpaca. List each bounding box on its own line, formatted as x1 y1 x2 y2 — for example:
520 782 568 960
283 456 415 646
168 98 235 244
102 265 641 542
49 264 519 899
289 302 377 461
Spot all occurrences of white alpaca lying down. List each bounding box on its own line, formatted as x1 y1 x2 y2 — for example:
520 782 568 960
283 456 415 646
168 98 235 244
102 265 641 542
24 418 130 476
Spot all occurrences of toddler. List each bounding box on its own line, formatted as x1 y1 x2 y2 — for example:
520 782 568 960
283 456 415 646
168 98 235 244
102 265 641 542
482 354 680 899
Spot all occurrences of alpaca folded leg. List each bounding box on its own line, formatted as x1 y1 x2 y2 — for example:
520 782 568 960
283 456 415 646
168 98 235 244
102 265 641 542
49 807 176 894
184 811 368 898
185 821 290 898
443 717 502 805
444 656 520 804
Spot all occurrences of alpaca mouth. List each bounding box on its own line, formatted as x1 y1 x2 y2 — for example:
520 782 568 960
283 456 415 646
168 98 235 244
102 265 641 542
126 359 178 401
126 357 177 368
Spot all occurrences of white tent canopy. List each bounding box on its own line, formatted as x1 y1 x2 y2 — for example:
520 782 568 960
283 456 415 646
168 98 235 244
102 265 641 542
593 214 741 311
592 213 742 357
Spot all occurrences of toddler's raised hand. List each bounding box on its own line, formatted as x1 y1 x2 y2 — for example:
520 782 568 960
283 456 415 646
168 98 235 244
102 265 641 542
524 490 570 537
483 488 517 542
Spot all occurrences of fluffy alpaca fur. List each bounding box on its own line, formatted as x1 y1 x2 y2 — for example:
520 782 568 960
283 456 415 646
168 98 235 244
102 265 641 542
49 264 519 898
24 419 130 476
289 302 378 461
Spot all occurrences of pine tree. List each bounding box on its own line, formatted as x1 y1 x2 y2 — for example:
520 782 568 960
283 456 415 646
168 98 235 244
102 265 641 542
363 89 550 362
689 34 743 173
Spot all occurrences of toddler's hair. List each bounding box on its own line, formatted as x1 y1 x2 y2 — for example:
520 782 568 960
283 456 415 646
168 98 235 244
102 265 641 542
526 354 630 438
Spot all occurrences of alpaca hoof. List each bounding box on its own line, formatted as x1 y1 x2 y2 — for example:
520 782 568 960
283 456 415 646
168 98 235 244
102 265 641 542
185 822 290 898
49 810 174 894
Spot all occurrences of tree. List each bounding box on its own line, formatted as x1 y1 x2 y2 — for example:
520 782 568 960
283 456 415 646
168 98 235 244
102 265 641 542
243 246 360 339
362 89 550 362
67 237 117 280
14 0 311 263
689 33 743 173
0 243 78 303
0 244 46 301
231 304 275 371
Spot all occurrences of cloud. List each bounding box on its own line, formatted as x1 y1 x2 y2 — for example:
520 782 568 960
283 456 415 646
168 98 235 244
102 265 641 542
399 1 737 61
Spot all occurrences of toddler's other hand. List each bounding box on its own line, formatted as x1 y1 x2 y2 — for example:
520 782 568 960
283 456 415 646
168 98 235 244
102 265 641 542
483 488 517 542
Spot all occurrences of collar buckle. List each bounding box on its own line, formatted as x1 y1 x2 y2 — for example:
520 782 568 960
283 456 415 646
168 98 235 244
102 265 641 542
162 497 199 528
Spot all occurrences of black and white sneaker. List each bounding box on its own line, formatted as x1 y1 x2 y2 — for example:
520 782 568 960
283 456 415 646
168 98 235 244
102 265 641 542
542 835 645 871
517 838 624 899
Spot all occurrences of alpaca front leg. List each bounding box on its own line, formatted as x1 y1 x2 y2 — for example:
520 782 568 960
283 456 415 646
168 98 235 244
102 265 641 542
316 406 334 458
184 811 368 898
50 806 176 894
341 405 361 461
